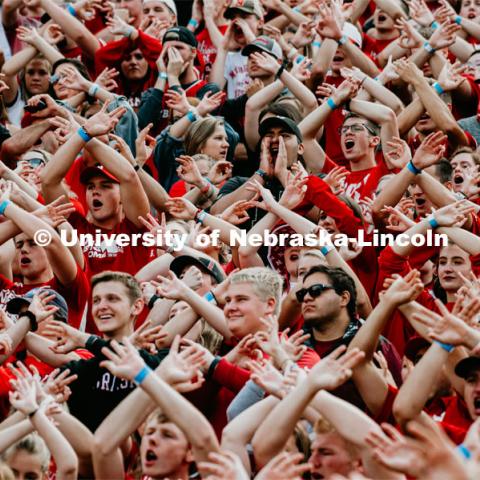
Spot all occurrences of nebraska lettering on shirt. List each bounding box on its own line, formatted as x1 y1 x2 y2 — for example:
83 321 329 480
96 371 135 392
342 175 370 202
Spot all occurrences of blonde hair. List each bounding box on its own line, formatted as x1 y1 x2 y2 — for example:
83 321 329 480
229 267 283 315
184 118 226 156
2 433 50 473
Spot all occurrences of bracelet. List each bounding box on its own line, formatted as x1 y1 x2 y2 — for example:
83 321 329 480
320 245 333 256
407 160 422 175
455 15 462 25
255 169 267 178
434 340 454 352
428 216 439 229
77 127 92 143
88 83 100 97
0 200 11 216
312 41 322 48
196 210 207 224
326 97 338 110
204 291 217 305
433 82 444 95
159 72 168 80
206 356 221 380
423 41 435 53
457 444 472 460
275 63 286 80
148 294 160 310
19 311 38 332
292 6 301 12
28 408 39 418
430 20 439 29
133 365 152 385
186 110 197 122
188 18 199 28
124 26 135 38
337 35 348 45
66 3 76 16
295 55 305 64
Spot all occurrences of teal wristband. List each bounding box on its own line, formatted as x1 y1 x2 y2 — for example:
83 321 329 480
255 169 266 178
124 26 135 38
188 18 199 28
77 127 92 143
326 97 337 110
88 83 99 97
423 41 435 53
159 72 168 80
133 365 152 385
407 161 422 175
430 20 439 29
295 55 305 64
433 82 444 95
186 111 197 122
66 3 76 16
293 6 301 12
457 444 472 460
434 340 454 352
455 15 462 25
320 245 333 256
312 41 321 48
204 291 217 305
428 216 439 229
0 200 11 216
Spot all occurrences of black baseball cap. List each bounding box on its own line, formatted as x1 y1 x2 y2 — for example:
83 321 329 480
162 26 197 48
242 36 283 60
7 287 68 323
259 115 303 142
170 255 225 284
455 356 480 379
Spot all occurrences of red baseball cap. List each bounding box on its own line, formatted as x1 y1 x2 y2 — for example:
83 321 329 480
80 165 119 184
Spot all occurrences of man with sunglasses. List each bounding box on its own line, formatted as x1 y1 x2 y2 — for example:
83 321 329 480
298 265 402 408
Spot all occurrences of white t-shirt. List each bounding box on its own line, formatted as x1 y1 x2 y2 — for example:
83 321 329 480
224 51 250 99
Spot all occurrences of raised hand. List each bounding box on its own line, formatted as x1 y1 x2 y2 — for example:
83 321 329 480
164 88 190 116
380 270 424 306
394 58 424 84
207 160 232 185
198 451 250 480
224 333 262 367
158 336 206 391
95 67 119 92
9 373 39 416
383 205 416 232
395 18 423 49
28 290 59 323
16 25 41 46
110 133 135 165
101 337 145 381
155 271 189 300
278 171 308 209
437 60 466 92
129 320 167 354
291 21 316 48
26 94 64 119
255 452 310 480
135 123 154 167
0 332 12 356
42 368 77 404
429 21 461 51
42 23 65 45
323 166 348 195
410 131 446 170
331 77 361 105
384 137 412 169
259 136 274 178
248 359 290 397
166 47 184 78
316 2 344 40
180 265 203 291
279 328 309 362
290 57 312 82
249 51 281 76
273 136 288 186
431 200 474 227
106 14 134 37
196 91 225 117
409 0 435 26
83 101 126 137
174 155 204 187
42 320 86 354
220 199 254 225
165 196 197 220
308 345 364 390
59 65 90 92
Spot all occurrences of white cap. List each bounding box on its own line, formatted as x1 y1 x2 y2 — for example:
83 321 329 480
343 22 362 48
144 0 177 17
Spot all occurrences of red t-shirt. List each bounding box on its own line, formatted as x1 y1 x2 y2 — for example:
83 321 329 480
68 212 156 278
196 25 229 79
0 266 89 329
341 159 390 202
362 34 396 65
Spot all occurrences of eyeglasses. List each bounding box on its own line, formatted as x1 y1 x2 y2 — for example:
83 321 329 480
338 124 376 135
296 283 334 303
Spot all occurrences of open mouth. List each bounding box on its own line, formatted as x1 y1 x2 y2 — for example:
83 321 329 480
468 12 476 19
333 55 344 62
378 14 387 22
20 257 31 265
310 472 324 479
454 174 464 184
474 397 480 411
345 139 355 150
92 199 103 209
415 197 426 207
146 450 157 461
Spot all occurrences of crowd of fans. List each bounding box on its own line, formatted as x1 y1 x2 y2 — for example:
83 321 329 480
1 0 480 478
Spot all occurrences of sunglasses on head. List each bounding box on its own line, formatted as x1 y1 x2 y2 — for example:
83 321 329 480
296 283 333 303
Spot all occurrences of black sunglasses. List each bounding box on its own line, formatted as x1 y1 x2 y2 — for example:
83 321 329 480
296 283 334 303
